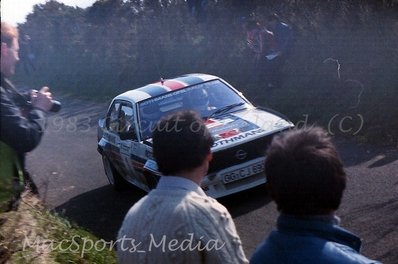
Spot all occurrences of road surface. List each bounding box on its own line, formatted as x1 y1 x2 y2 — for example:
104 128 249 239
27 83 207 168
26 95 398 263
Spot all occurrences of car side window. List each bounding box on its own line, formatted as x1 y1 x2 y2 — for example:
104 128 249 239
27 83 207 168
108 102 121 132
119 104 135 133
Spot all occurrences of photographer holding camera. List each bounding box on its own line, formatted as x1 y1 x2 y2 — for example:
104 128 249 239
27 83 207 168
1 22 57 203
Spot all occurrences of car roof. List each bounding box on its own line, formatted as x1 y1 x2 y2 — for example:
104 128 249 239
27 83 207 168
115 73 220 103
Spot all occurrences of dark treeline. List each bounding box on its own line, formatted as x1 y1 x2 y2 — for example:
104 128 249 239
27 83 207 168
16 0 255 95
12 0 398 144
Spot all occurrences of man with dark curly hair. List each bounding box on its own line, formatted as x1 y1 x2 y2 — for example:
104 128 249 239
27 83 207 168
251 127 380 264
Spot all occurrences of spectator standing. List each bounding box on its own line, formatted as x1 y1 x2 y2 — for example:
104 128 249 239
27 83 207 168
264 13 294 87
266 13 293 56
118 111 248 264
1 22 54 205
245 20 277 87
250 127 381 264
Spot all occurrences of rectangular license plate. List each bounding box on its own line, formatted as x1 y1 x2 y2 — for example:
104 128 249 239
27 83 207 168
222 162 264 184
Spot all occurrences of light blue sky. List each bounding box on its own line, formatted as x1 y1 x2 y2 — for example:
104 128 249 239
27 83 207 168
1 0 97 26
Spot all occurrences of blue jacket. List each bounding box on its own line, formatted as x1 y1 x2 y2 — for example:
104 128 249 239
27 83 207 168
273 22 293 54
250 214 381 264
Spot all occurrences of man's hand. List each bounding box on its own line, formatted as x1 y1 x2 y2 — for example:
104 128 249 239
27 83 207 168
31 87 53 112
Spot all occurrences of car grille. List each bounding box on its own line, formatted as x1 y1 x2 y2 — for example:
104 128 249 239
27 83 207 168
209 133 277 174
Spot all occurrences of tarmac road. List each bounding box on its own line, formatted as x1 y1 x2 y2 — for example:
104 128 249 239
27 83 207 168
26 95 398 263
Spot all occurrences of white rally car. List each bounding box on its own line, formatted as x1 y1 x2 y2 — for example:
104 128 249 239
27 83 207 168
97 73 293 198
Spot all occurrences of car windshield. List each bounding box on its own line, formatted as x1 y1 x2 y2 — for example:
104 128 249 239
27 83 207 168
138 79 248 140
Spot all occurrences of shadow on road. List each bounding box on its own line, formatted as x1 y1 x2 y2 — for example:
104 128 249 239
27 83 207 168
54 183 271 242
219 184 272 218
55 185 146 241
333 138 398 168
342 197 398 264
367 148 398 168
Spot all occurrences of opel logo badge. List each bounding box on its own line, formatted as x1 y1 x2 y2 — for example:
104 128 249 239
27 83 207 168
235 150 247 160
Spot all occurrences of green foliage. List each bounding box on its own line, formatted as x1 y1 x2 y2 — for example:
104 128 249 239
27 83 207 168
13 0 398 145
0 142 23 213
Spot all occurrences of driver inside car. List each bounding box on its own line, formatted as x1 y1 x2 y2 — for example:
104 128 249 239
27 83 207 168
119 110 135 133
188 88 215 117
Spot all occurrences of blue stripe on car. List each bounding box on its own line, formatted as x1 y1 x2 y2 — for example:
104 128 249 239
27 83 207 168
138 85 169 97
175 76 204 86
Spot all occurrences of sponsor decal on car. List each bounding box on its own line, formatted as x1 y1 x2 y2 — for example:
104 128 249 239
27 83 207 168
233 109 293 132
212 128 266 148
207 115 261 141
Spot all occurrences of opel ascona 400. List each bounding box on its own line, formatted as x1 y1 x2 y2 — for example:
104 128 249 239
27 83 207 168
97 73 294 198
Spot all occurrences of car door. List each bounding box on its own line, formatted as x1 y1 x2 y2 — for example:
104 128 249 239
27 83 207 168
118 103 138 179
103 101 124 175
103 100 137 177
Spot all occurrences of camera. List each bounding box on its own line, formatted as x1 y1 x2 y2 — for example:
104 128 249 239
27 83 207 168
13 90 61 113
30 89 62 112
50 100 61 112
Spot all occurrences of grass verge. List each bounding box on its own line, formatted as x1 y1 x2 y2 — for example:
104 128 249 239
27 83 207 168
0 191 116 264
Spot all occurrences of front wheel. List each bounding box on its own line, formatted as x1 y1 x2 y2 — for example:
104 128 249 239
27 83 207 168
102 156 127 191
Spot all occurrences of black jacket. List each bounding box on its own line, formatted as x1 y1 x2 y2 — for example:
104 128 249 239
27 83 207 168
0 76 46 167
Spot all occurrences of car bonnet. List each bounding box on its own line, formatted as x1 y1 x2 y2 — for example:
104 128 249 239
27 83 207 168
206 108 294 151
